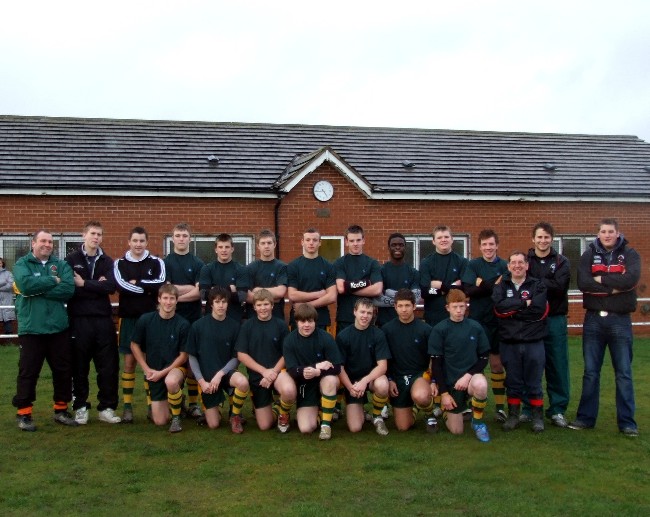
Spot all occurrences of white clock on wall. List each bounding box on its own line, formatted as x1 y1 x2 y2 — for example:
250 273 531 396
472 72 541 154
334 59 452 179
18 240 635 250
313 180 334 202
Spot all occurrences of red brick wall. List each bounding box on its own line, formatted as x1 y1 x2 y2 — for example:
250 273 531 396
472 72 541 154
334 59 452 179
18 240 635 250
280 164 650 333
2 162 649 332
1 195 277 256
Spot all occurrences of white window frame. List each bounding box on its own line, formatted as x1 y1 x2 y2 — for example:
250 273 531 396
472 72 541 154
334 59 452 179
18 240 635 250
320 235 344 262
164 235 255 265
61 235 85 257
0 233 81 268
406 235 469 269
553 235 591 294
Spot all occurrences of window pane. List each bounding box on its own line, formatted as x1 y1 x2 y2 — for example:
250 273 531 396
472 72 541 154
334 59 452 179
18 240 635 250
320 238 343 262
452 238 467 257
64 241 83 257
233 241 249 265
195 240 215 264
561 238 583 291
419 239 435 263
1 238 31 269
404 240 416 268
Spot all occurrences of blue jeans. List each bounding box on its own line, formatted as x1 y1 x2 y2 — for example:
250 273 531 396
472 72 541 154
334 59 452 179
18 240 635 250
576 311 636 430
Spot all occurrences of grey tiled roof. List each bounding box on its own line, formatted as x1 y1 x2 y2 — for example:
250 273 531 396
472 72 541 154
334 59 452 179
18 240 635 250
1 115 649 199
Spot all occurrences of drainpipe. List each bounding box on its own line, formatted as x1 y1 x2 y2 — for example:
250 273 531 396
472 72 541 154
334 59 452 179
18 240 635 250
273 190 286 258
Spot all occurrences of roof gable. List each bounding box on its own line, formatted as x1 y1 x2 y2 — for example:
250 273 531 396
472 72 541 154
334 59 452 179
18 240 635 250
274 146 372 197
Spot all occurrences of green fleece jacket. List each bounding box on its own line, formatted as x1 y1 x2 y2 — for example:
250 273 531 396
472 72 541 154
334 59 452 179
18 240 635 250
13 253 74 335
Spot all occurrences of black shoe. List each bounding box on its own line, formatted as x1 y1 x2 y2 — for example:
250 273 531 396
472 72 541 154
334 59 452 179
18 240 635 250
531 407 545 433
502 404 521 432
53 411 79 427
568 419 593 430
425 416 439 434
17 414 36 432
621 427 639 437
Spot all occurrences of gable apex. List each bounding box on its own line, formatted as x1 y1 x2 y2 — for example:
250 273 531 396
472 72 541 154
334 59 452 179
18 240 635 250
274 146 373 198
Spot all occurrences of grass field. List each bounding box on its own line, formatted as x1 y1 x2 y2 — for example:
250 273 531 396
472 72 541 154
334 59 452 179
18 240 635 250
1 337 649 516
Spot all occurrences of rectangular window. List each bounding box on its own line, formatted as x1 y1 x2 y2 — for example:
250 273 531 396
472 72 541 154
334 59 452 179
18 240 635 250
405 235 469 269
164 235 254 265
0 235 73 269
0 237 32 270
319 236 344 263
553 236 590 292
61 236 84 257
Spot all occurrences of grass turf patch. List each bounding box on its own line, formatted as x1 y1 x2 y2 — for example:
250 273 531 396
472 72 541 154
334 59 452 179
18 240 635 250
0 337 649 516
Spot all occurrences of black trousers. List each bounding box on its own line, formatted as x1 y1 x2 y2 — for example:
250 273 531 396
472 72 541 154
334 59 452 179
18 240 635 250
70 316 119 411
13 330 72 410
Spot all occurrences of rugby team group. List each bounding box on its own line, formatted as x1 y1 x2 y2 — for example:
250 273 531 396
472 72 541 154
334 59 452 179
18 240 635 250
10 218 640 441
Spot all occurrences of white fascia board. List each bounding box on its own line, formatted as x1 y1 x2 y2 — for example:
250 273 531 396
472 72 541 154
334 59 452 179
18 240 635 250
3 188 645 203
1 188 277 199
281 150 373 197
370 192 650 203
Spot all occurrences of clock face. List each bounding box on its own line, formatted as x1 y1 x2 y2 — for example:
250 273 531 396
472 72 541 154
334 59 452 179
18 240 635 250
313 180 334 202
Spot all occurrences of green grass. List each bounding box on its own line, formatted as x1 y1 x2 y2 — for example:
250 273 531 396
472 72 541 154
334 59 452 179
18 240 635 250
1 338 649 516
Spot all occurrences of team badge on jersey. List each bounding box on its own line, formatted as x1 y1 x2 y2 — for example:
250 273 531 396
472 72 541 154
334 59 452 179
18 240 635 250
520 290 531 300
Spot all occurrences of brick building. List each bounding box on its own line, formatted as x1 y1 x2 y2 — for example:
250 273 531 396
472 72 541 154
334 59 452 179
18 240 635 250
1 115 649 332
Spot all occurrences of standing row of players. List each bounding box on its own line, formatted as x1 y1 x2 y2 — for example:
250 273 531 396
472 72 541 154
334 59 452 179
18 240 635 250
14 219 639 439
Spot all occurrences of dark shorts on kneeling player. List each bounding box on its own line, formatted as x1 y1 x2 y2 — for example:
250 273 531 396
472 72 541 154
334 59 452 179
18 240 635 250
148 366 188 402
201 371 235 409
251 383 279 409
390 373 425 408
296 380 321 408
444 388 470 415
344 380 371 405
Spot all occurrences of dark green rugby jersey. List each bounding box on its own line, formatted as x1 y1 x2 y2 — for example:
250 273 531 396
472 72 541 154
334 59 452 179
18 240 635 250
377 261 419 326
235 316 289 384
419 251 468 326
185 314 240 380
245 258 288 320
132 312 190 371
164 251 205 323
334 253 382 325
286 255 336 326
336 324 391 381
428 317 489 388
283 328 342 371
462 256 508 325
382 318 432 377
199 260 249 321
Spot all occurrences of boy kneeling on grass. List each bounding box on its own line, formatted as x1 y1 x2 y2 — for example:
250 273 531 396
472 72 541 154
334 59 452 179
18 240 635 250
428 290 491 442
186 286 250 433
382 288 437 433
336 297 391 436
282 303 343 440
130 284 190 433
236 289 296 433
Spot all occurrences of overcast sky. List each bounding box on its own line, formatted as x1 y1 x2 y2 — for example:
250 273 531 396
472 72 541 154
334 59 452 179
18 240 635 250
2 1 649 141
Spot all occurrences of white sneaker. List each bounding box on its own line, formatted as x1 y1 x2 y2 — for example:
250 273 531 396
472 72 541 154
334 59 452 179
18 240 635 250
98 408 121 424
373 416 389 436
75 407 89 425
